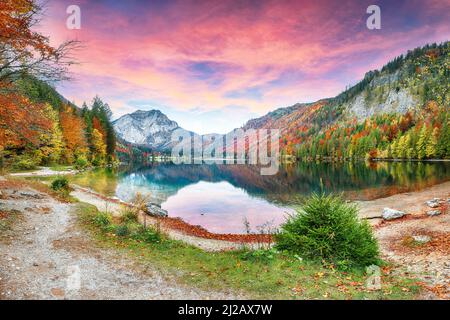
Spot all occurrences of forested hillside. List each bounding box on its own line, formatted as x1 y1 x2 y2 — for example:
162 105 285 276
0 1 116 170
0 76 117 169
245 42 449 161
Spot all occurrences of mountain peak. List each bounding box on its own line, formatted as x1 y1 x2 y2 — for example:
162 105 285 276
113 109 181 149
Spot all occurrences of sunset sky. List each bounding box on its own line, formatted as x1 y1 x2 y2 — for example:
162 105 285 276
41 0 450 134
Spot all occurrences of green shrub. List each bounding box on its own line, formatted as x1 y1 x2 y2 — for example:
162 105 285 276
75 156 88 170
13 157 37 170
115 224 130 237
51 176 69 192
92 212 112 229
131 225 162 243
275 193 380 269
91 156 105 167
120 207 138 223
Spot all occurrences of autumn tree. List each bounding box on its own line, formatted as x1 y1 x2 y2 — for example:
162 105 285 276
36 104 64 164
0 90 52 150
0 0 79 83
59 105 88 163
91 128 107 165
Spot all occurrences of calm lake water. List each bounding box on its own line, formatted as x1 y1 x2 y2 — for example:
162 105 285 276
70 161 450 234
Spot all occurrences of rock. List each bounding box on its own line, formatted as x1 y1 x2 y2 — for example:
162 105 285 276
0 190 6 199
145 203 168 217
425 198 441 208
50 288 65 297
412 235 431 243
427 210 441 216
19 191 44 199
382 208 406 220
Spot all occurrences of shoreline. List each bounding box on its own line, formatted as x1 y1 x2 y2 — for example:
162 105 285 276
2 172 449 298
70 180 450 244
4 168 450 250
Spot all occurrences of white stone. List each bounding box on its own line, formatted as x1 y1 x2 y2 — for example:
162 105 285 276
425 199 441 208
412 235 431 243
427 210 441 216
382 208 406 220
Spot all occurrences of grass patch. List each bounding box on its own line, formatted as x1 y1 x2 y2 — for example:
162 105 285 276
0 209 21 236
5 177 77 203
75 202 421 300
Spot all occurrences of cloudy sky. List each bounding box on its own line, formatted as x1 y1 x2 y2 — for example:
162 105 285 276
41 0 450 134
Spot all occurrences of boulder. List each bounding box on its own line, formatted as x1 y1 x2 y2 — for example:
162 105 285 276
427 210 441 216
382 208 406 220
145 203 168 217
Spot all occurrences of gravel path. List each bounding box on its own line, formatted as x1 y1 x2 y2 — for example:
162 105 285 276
0 185 244 300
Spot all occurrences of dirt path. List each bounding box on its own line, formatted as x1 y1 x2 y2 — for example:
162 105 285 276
0 184 244 300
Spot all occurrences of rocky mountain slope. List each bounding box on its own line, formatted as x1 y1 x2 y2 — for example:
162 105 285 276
241 42 449 158
113 110 189 151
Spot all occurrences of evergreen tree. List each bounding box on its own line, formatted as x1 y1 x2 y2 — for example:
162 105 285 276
90 96 116 161
416 125 429 160
425 127 439 159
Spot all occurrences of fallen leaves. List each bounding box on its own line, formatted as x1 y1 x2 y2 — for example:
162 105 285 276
416 281 450 299
158 216 273 243
0 211 7 220
392 230 450 255
315 272 325 279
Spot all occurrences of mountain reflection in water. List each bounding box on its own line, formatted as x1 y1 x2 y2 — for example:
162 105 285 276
70 161 450 234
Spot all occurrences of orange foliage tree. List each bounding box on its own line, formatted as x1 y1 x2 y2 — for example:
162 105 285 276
59 105 88 163
0 89 52 150
0 0 79 83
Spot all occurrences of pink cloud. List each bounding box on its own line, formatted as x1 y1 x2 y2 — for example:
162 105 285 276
37 0 450 133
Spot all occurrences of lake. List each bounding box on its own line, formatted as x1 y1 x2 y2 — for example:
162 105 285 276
69 161 450 234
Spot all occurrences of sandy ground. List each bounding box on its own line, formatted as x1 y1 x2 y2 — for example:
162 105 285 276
375 212 450 299
0 185 244 300
9 167 78 177
357 181 450 220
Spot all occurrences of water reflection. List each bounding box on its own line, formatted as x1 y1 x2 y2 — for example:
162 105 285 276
70 161 450 233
